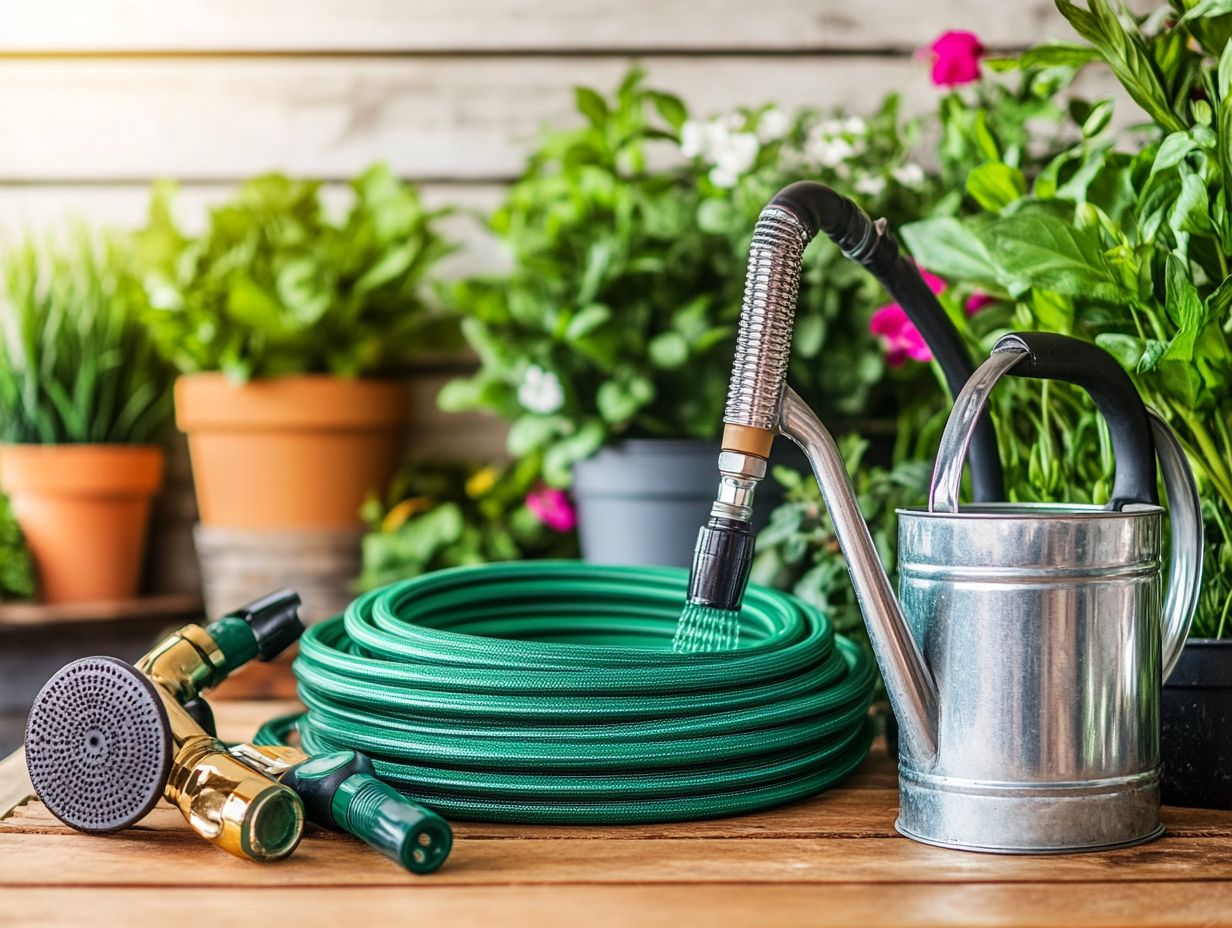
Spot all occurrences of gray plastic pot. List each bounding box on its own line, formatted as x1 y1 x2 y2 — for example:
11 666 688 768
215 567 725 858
572 439 787 568
1162 639 1232 809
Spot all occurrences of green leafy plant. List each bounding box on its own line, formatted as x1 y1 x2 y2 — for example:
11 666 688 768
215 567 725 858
756 43 1118 625
0 230 172 444
134 164 457 381
441 69 946 486
752 436 931 643
902 1 1232 637
0 493 35 601
357 458 578 590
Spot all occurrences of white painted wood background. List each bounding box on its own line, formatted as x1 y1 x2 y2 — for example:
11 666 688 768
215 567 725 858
0 0 1131 277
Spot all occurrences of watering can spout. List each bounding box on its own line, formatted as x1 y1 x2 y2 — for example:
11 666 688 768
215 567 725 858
777 388 940 763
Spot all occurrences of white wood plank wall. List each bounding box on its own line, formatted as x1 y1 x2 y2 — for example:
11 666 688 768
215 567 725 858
0 0 1134 276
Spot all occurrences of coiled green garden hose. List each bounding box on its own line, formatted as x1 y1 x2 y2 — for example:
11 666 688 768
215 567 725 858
256 561 875 824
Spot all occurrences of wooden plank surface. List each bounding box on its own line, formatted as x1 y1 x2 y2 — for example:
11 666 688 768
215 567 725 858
0 57 954 181
3 700 1232 927
0 0 1103 54
0 593 201 629
4 884 1232 928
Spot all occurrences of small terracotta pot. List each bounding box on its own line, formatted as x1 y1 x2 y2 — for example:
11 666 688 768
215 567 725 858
175 374 409 529
0 444 165 604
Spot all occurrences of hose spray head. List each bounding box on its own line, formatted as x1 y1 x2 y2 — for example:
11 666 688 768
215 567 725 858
687 450 765 611
25 591 308 862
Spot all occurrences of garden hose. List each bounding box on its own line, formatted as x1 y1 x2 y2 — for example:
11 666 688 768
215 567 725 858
255 561 876 824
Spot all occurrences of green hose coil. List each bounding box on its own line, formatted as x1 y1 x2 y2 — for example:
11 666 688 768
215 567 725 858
274 561 876 824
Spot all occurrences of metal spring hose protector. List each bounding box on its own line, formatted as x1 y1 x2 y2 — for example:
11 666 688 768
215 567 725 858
261 561 875 824
724 206 813 432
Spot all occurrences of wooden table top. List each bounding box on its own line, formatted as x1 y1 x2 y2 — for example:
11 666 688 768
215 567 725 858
3 699 1231 928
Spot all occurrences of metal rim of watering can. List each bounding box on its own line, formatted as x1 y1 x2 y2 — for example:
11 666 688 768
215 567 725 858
926 340 1204 684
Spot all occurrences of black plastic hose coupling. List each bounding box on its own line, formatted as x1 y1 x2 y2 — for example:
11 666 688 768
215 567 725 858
687 516 756 611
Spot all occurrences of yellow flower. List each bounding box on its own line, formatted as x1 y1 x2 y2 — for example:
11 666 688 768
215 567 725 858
465 466 499 498
381 496 433 533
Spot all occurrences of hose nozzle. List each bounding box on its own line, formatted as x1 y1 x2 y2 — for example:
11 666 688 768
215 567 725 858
687 450 765 611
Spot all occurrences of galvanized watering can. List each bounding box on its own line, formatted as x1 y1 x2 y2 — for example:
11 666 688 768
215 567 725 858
690 185 1205 853
780 332 1205 853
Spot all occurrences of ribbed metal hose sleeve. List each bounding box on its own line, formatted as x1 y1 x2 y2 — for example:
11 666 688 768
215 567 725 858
726 181 1004 501
261 561 876 824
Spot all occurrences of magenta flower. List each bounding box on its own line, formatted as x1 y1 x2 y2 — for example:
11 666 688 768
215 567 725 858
870 305 932 366
965 291 997 315
869 265 946 366
526 487 577 533
927 31 985 87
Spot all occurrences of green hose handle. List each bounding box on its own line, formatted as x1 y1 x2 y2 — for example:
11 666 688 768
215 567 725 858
256 715 452 874
284 751 452 874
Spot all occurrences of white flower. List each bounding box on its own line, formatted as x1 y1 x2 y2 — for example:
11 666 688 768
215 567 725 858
817 117 845 138
892 162 926 189
680 120 706 158
843 116 867 136
807 134 855 168
518 365 564 414
757 108 790 142
714 131 759 176
704 119 733 154
709 165 739 188
854 174 887 198
145 279 181 310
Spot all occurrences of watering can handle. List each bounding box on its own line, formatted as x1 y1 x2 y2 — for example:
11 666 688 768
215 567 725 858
1150 408 1204 680
930 332 1204 681
931 332 1158 512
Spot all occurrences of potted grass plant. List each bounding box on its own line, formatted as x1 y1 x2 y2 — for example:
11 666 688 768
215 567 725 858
134 163 457 618
0 231 172 603
899 1 1232 807
442 69 937 566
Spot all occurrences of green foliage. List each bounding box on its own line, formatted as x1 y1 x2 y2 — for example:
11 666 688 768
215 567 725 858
752 437 931 646
759 42 1137 638
903 2 1232 636
0 494 35 601
442 69 942 486
134 164 457 381
357 458 578 590
0 229 172 444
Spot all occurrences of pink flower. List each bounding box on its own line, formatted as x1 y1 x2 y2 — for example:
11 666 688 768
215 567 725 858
526 487 577 533
965 292 996 315
869 265 946 366
927 31 985 87
870 305 932 366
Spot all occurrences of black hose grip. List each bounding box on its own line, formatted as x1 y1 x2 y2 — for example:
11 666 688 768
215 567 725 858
768 181 1004 502
995 332 1158 507
229 589 304 661
687 517 755 611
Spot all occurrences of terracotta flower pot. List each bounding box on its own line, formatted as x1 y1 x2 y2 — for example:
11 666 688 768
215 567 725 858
0 444 165 604
175 373 409 529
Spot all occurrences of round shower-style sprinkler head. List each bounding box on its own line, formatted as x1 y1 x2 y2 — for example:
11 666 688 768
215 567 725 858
25 657 172 833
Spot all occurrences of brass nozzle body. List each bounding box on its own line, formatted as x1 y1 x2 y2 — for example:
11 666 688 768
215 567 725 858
137 626 305 862
137 624 228 704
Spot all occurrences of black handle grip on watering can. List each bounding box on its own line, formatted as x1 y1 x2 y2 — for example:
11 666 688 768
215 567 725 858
769 182 1004 502
993 331 1158 508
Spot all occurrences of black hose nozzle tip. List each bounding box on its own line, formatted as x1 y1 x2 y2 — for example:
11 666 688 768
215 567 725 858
687 517 756 612
229 589 304 661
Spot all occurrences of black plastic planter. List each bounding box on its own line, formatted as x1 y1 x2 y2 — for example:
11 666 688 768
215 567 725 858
572 439 788 568
1162 638 1232 809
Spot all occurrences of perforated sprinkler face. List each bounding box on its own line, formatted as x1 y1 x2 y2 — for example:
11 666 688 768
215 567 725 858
25 657 172 833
